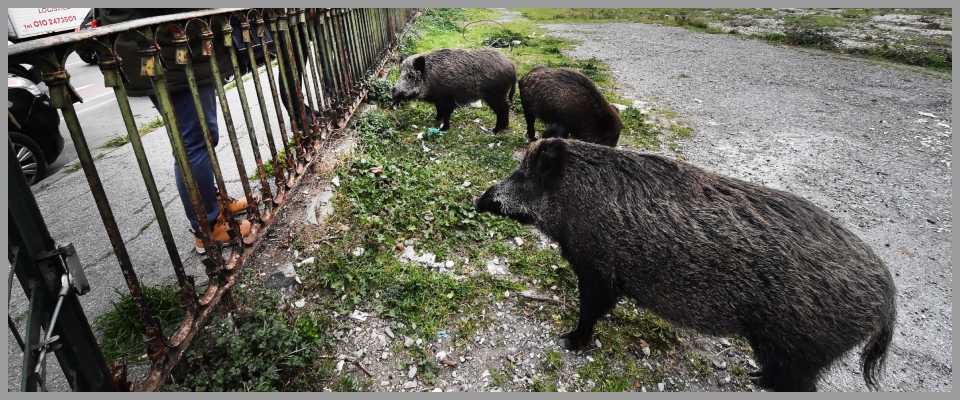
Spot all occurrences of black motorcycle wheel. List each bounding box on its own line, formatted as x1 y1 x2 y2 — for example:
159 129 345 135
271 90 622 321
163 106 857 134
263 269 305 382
9 132 47 185
79 52 99 65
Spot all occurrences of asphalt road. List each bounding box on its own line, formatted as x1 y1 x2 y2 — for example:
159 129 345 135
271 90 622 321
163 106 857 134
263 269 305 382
40 52 162 183
543 22 952 392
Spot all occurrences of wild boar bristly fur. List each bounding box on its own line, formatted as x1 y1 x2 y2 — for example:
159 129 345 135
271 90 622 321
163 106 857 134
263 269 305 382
519 66 622 146
474 138 897 392
391 48 517 133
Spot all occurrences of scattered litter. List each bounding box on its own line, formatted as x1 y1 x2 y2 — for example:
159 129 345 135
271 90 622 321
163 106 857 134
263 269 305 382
331 176 340 187
422 143 431 153
513 237 524 246
693 98 703 103
349 310 368 322
511 40 522 46
471 100 483 108
611 103 628 111
436 330 451 340
918 111 939 118
298 257 315 266
462 181 472 188
417 131 424 139
294 298 306 308
353 247 365 257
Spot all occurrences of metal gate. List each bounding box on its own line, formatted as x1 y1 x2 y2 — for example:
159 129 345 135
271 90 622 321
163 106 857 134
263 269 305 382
7 8 418 391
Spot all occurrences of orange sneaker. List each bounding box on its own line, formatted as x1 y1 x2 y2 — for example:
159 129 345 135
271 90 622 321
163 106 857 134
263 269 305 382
195 219 252 254
218 193 249 215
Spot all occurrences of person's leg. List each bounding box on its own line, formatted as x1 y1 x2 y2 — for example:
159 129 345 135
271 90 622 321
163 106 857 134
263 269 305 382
151 85 221 233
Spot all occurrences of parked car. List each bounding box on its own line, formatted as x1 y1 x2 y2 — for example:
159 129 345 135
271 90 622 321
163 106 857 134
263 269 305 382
8 66 64 185
74 8 99 65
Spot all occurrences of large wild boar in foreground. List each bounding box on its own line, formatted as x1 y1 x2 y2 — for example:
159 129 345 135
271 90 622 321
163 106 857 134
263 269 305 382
519 66 622 146
474 138 897 392
391 48 517 133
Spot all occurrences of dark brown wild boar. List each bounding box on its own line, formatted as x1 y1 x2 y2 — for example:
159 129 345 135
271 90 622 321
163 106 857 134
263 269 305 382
474 138 896 392
519 66 622 146
391 48 517 133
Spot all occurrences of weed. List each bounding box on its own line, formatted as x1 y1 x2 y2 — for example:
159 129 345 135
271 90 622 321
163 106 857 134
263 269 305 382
363 77 394 107
102 117 164 148
482 29 524 48
103 135 130 148
93 285 184 363
170 288 335 391
64 161 82 174
489 369 508 388
685 355 711 377
783 27 840 49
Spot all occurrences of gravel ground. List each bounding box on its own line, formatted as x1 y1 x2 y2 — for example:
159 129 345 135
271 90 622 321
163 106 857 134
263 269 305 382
540 22 952 392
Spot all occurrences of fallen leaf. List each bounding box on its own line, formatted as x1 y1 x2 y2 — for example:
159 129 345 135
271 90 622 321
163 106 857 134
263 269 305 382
440 358 458 367
523 309 533 317
899 247 915 257
640 340 649 348
635 381 641 389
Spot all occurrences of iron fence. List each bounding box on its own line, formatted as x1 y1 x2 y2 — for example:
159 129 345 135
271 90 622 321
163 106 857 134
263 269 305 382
8 8 418 391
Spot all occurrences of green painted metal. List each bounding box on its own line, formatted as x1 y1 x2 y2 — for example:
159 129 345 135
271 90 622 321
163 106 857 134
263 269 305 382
7 8 418 391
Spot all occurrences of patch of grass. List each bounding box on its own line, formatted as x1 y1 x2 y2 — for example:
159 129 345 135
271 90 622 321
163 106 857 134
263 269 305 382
846 43 952 72
783 27 841 49
489 369 508 389
64 161 82 174
519 8 952 73
93 285 184 363
169 287 336 391
103 135 130 149
102 118 164 148
363 77 394 107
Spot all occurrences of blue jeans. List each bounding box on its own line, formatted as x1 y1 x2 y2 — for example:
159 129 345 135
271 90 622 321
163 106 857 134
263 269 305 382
150 84 220 234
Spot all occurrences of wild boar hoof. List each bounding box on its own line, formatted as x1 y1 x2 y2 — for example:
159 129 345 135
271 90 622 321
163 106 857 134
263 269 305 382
559 331 590 351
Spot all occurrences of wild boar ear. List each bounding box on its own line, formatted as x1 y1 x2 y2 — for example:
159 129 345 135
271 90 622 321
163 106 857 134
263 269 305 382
533 139 566 192
413 56 426 73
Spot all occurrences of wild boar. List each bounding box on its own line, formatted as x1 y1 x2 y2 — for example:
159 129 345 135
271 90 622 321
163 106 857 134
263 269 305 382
518 66 622 146
391 48 517 133
474 138 896 392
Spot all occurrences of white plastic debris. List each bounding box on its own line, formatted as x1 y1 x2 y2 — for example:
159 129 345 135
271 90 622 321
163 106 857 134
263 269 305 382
462 181 472 188
471 100 483 108
298 257 315 266
919 111 939 118
513 237 524 246
349 310 369 322
353 247 365 257
294 298 306 308
332 176 340 187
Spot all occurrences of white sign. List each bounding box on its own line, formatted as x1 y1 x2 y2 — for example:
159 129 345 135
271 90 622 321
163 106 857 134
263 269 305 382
8 8 90 39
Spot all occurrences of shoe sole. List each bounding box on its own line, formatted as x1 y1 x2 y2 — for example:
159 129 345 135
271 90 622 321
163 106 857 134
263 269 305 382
195 240 240 255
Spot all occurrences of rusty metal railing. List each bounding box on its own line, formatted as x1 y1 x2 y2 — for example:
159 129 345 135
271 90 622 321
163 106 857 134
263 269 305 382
8 8 418 391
